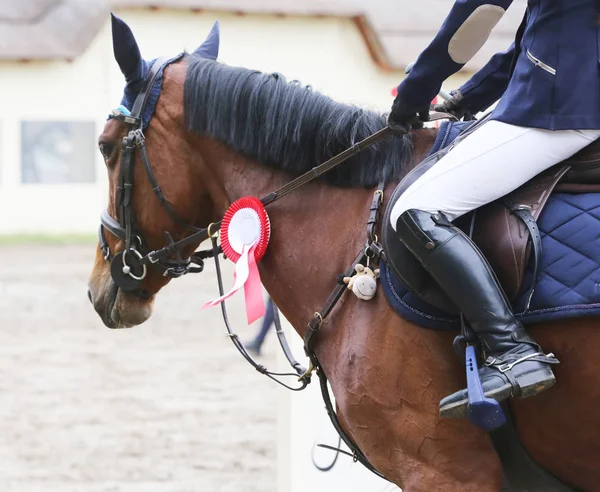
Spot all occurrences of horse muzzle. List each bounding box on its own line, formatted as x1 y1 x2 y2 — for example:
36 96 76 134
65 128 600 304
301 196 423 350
88 276 154 329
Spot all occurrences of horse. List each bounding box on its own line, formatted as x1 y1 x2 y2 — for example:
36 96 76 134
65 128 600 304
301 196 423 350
87 16 600 492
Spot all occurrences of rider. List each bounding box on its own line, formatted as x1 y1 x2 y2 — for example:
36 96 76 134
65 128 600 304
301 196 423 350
388 0 600 418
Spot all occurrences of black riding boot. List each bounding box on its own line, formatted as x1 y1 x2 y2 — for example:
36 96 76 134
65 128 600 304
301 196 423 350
396 209 558 419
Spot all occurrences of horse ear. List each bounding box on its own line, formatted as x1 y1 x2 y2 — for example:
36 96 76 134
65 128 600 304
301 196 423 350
111 13 144 83
192 21 220 60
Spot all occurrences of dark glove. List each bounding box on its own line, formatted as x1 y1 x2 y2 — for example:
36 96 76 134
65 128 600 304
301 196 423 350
432 90 474 120
388 95 430 133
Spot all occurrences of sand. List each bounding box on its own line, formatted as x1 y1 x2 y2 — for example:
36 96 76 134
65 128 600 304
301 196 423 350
0 243 277 492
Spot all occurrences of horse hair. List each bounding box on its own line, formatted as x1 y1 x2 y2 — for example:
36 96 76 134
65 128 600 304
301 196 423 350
183 56 414 188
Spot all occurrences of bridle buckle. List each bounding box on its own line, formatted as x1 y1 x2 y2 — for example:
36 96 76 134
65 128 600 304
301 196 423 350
163 265 189 278
147 251 161 264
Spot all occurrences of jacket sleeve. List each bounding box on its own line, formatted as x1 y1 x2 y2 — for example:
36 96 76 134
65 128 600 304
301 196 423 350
395 0 514 110
456 42 515 113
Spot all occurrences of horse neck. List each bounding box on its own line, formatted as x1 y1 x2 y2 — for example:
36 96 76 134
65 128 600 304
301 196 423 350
198 128 437 335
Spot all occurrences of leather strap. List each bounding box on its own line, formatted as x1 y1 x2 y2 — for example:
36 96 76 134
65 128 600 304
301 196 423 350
138 140 203 232
209 236 312 390
131 55 179 124
273 304 307 376
473 163 572 301
304 249 367 355
121 133 137 251
367 180 386 244
263 112 453 207
504 200 542 313
510 164 572 301
303 248 388 479
262 127 393 206
310 353 390 482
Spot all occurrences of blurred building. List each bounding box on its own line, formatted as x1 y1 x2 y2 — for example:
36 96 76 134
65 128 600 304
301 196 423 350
0 0 525 234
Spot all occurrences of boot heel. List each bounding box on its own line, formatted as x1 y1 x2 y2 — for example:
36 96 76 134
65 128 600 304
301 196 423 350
517 368 556 399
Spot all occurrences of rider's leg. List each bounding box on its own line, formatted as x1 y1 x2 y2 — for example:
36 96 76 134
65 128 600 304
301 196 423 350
390 120 600 418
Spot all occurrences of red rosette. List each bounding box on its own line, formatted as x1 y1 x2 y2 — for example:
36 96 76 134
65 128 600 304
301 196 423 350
220 196 271 263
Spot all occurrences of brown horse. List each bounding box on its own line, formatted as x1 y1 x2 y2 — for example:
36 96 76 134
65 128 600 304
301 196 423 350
88 18 600 491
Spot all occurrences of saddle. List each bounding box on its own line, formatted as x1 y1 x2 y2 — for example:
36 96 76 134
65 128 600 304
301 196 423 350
382 121 600 315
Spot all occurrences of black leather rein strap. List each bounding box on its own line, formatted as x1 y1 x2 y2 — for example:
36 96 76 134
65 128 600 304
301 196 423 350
261 111 453 208
261 127 393 206
209 235 312 391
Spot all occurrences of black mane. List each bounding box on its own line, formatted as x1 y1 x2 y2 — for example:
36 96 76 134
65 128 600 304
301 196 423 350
183 56 413 187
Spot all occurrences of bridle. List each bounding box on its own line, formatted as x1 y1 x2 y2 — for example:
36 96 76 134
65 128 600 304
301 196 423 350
98 55 455 480
99 55 218 293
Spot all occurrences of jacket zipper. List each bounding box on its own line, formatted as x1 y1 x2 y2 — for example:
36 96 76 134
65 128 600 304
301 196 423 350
526 50 556 75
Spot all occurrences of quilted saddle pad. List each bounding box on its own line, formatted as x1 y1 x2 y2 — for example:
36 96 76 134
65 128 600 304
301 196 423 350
381 121 600 330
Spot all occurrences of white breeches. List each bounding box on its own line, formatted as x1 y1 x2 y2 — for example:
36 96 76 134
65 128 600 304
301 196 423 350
390 120 600 229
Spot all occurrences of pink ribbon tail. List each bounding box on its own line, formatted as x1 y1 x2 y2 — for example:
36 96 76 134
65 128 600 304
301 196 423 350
201 243 265 325
244 244 265 324
201 244 250 310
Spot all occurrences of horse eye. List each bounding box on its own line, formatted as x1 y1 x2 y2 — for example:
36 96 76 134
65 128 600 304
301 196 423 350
99 143 114 160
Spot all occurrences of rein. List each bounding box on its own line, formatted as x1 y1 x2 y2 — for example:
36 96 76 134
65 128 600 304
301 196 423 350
100 56 455 481
209 235 311 391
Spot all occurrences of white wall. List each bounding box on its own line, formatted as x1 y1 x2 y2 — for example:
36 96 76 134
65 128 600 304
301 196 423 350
0 9 470 234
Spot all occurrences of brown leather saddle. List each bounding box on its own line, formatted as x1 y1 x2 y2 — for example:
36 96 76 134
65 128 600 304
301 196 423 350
382 124 600 315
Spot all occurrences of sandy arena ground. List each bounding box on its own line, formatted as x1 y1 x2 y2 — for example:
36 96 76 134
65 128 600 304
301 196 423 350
0 243 278 492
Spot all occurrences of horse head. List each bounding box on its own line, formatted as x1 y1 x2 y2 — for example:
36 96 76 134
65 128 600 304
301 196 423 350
88 15 224 328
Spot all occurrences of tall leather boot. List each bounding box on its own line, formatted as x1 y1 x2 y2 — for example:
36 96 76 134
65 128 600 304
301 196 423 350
396 209 558 419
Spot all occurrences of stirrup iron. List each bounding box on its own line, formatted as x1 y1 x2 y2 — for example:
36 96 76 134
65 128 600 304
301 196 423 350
465 344 507 431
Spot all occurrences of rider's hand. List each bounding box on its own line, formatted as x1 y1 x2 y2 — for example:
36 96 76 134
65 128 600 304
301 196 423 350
432 90 472 120
388 95 430 133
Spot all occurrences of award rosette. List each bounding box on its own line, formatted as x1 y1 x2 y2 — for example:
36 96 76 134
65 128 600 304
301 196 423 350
202 197 270 324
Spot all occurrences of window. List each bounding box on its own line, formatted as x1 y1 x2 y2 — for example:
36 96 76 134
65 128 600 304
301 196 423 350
21 121 96 184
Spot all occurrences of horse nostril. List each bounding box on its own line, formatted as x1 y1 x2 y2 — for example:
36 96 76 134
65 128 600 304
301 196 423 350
87 290 93 304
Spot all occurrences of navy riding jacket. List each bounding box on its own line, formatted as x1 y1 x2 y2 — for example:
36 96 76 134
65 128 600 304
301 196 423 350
396 0 600 130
